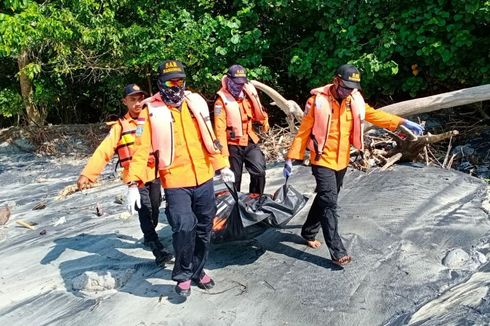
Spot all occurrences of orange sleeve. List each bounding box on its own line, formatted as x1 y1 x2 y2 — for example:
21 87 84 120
126 108 153 184
209 152 230 171
213 97 229 157
287 96 315 161
80 124 120 182
365 103 403 131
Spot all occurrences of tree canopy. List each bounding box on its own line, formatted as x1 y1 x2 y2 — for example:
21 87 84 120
0 0 488 126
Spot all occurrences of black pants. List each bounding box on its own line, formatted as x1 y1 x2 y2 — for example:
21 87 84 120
301 165 348 260
228 143 266 194
164 178 216 282
136 178 162 242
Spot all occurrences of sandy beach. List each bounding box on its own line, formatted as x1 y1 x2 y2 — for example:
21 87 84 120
0 150 488 325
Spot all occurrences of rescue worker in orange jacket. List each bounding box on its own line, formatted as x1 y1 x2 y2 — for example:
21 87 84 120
283 64 424 266
125 60 235 297
214 64 270 194
77 84 174 267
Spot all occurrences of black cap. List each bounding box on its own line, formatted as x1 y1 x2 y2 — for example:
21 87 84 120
226 64 248 84
335 64 362 89
158 60 186 82
123 84 148 97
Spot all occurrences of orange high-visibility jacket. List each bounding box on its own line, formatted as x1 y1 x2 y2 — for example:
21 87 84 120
214 96 270 157
80 113 156 184
287 86 403 171
128 100 229 189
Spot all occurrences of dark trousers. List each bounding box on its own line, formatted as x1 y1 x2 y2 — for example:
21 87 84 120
228 143 266 194
136 178 162 242
164 179 216 282
301 165 348 260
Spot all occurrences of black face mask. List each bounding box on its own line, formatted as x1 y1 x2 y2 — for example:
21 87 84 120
158 81 186 107
335 84 354 101
226 77 245 99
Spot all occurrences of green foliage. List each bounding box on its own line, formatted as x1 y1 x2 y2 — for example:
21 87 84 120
0 0 488 125
0 88 23 118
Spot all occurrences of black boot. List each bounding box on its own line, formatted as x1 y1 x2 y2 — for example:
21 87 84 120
146 240 174 267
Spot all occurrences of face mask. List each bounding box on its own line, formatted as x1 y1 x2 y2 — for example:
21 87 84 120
336 84 353 100
226 77 245 99
159 81 185 107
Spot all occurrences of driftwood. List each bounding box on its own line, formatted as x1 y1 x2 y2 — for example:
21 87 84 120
386 125 459 163
250 80 303 132
359 85 489 169
366 84 490 131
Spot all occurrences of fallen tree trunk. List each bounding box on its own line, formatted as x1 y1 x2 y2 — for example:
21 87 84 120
366 84 490 131
250 80 303 132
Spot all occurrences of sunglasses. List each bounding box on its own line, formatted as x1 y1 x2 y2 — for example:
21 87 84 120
162 79 185 87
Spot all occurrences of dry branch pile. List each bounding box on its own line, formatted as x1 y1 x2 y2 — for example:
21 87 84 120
0 123 109 156
259 125 298 163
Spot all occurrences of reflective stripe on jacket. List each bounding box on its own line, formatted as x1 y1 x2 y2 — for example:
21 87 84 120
80 113 156 184
117 118 155 169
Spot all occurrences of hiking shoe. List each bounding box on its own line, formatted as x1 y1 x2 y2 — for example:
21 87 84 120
143 238 161 248
154 249 174 267
195 274 215 290
175 280 191 297
147 240 174 266
332 255 352 266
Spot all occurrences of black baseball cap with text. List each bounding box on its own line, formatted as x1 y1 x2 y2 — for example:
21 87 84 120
158 60 186 82
123 84 148 97
227 64 248 84
335 64 362 90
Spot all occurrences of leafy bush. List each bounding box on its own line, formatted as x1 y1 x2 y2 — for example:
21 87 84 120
0 0 488 125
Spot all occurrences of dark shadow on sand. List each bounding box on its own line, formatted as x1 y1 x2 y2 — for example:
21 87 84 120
207 227 343 271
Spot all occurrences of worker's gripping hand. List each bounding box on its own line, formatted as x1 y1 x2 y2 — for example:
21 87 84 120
220 167 236 183
126 186 141 215
77 175 90 190
283 159 293 178
402 119 424 135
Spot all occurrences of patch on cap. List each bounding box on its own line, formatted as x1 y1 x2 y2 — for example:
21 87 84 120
162 61 183 74
348 72 360 82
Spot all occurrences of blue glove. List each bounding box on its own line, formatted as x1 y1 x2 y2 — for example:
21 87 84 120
402 119 424 135
283 160 293 178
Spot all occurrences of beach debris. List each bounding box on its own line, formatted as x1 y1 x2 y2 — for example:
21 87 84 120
442 248 470 269
95 202 103 216
0 205 11 225
119 211 132 221
32 201 47 210
56 181 102 200
35 176 48 183
53 216 66 226
56 184 79 200
72 269 134 292
16 220 36 230
114 194 125 205
39 229 47 235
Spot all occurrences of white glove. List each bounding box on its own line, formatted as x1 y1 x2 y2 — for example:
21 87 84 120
126 186 141 215
220 167 235 183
